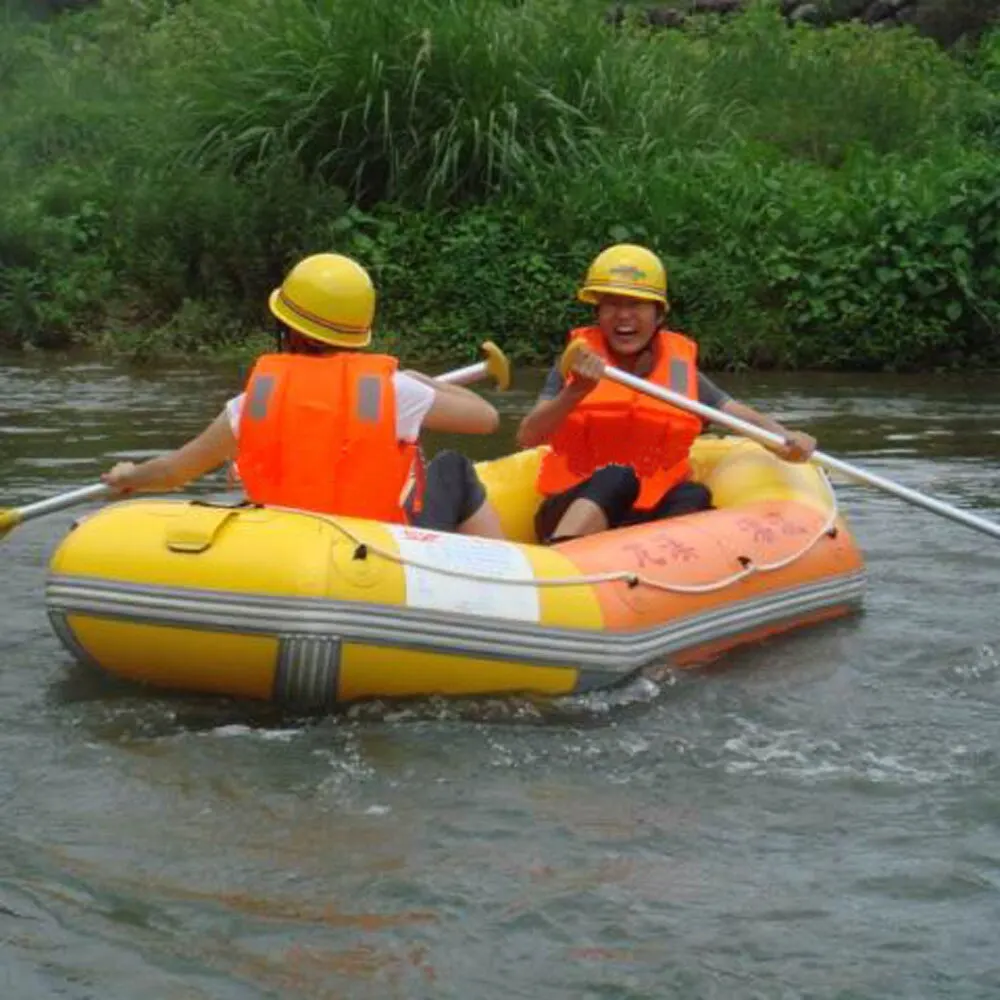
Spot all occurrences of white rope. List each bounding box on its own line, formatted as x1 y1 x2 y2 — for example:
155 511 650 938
281 471 842 597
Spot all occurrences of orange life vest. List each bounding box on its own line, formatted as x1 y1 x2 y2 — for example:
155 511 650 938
537 326 702 510
237 352 421 523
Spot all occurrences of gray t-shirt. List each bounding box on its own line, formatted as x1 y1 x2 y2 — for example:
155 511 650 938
537 366 730 408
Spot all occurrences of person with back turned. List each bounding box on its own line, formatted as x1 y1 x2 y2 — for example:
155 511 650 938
103 253 506 537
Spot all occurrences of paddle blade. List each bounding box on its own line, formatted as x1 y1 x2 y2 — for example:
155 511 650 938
0 508 24 541
558 338 589 379
481 340 511 392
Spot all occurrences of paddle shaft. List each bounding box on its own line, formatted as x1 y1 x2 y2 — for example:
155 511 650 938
601 362 1000 543
436 360 489 385
9 482 111 522
435 340 510 391
0 347 509 537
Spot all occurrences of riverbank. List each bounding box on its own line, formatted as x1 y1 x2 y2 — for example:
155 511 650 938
1 0 998 369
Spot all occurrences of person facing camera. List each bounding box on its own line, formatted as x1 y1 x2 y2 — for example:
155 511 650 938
517 243 816 543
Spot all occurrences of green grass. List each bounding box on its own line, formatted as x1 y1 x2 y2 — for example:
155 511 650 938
0 0 998 369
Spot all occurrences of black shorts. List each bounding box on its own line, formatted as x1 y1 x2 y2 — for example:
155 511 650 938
534 464 712 542
405 450 487 533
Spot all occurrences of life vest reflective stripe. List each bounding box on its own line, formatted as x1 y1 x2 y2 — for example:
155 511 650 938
237 352 421 523
536 326 702 510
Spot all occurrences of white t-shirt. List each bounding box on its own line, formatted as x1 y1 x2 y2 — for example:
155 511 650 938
226 371 435 442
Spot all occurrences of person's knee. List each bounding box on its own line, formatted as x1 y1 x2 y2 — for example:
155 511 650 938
590 463 640 518
426 450 485 524
684 482 712 511
591 463 639 501
426 449 467 482
661 481 713 517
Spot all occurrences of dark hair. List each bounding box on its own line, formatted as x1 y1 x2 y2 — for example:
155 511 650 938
276 323 339 356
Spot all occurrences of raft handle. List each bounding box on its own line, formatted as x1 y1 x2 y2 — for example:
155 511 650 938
352 544 369 561
165 507 243 554
191 498 259 510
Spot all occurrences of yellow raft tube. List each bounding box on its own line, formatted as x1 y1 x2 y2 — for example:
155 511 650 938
46 439 865 707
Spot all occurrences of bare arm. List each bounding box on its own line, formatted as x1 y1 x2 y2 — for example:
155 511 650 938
719 399 816 462
516 350 605 449
403 372 500 435
516 384 589 448
102 410 238 493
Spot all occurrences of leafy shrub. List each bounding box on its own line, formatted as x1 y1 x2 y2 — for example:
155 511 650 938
0 0 997 369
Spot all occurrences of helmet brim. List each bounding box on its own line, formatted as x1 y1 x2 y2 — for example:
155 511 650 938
268 288 372 349
577 283 667 306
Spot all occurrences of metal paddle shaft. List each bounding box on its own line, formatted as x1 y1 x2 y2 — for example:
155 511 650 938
435 340 511 391
0 482 110 538
437 362 487 385
0 341 512 540
574 347 1000 543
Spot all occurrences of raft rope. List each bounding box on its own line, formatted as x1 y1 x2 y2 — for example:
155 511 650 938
296 471 843 597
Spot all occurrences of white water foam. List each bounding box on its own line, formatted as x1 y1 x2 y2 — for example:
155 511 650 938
204 724 302 742
721 718 962 786
948 644 999 684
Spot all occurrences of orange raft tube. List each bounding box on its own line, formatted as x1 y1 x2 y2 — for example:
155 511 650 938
45 439 865 707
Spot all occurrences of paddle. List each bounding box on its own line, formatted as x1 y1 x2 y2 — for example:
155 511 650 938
437 339 511 391
560 339 1000 543
0 340 511 542
0 483 110 541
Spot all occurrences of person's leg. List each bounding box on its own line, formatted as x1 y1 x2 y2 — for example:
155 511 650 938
408 450 505 538
456 501 504 538
654 480 713 518
536 464 640 543
534 482 589 544
620 479 713 527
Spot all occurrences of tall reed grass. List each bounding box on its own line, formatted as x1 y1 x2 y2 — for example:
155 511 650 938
0 0 997 368
175 0 975 199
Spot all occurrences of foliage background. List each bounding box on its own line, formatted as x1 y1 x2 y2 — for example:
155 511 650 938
1 0 998 369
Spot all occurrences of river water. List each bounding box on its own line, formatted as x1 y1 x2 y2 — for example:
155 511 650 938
1 352 999 999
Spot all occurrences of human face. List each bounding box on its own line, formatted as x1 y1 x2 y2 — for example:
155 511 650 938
595 295 660 357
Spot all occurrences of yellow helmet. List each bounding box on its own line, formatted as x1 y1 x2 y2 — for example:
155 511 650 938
268 253 376 348
577 244 667 306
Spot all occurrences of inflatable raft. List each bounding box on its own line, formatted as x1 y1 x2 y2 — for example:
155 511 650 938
46 439 865 706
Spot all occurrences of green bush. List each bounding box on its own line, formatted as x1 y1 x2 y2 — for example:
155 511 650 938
175 0 976 196
0 0 998 370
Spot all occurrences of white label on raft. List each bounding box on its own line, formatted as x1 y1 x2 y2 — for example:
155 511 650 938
388 526 541 622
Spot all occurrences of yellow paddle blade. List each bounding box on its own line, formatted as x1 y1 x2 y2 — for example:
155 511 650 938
0 508 24 541
480 340 511 392
558 338 589 379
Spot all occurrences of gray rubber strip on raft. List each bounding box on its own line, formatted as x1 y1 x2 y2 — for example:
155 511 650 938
47 571 866 678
